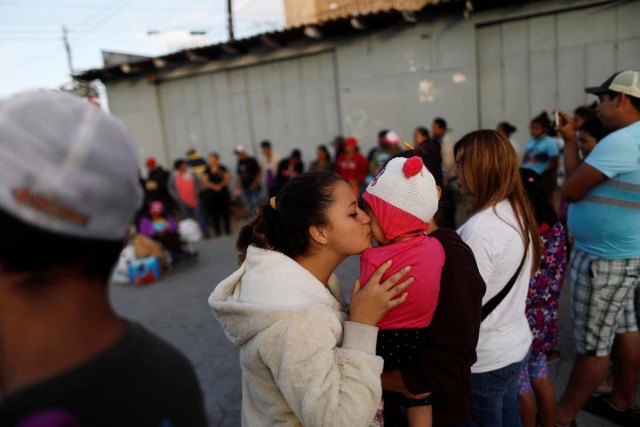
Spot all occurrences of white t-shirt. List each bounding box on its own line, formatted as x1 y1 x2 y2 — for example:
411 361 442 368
457 200 533 373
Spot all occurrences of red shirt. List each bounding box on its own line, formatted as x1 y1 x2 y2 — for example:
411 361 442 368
175 173 198 208
360 234 444 329
335 152 368 185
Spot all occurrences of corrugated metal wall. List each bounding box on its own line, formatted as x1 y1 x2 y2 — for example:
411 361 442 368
476 1 640 152
105 1 640 171
156 51 339 168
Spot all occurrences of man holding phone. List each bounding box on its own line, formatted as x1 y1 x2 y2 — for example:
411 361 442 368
555 70 640 427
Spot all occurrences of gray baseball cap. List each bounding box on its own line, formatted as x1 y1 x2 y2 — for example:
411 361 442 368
0 90 142 240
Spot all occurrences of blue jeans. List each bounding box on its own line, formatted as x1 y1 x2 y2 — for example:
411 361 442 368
242 187 261 215
460 355 528 427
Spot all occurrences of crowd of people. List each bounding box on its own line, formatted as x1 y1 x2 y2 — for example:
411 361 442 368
0 70 638 427
136 117 448 251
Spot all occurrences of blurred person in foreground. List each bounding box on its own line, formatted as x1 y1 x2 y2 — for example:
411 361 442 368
0 90 207 427
555 70 640 427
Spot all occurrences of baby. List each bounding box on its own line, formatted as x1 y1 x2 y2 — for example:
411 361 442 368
360 156 444 427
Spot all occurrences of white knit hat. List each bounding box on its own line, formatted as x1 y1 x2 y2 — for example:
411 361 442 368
0 90 142 241
363 156 438 240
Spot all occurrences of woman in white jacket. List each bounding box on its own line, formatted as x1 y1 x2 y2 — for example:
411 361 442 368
452 130 542 426
209 172 415 427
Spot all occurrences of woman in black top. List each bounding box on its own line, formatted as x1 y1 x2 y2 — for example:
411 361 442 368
202 152 232 236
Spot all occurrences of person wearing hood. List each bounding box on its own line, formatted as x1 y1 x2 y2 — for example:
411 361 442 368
209 171 416 427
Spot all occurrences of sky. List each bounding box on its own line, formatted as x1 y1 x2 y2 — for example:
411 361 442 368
0 0 285 99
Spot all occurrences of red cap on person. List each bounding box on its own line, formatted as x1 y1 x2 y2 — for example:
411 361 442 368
343 137 358 147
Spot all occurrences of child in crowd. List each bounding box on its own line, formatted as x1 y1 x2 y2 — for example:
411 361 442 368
518 168 568 427
360 156 445 426
573 102 597 130
556 115 609 228
577 116 609 158
522 112 560 195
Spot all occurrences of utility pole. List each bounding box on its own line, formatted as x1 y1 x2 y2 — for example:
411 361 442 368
62 25 73 76
227 0 235 42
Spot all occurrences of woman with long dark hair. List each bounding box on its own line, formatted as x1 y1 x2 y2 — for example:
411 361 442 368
210 172 414 426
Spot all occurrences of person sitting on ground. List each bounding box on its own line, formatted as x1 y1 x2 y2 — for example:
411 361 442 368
138 201 197 263
360 156 444 426
0 90 207 427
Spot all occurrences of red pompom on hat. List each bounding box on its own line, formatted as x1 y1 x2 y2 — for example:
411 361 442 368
403 156 423 178
363 156 439 240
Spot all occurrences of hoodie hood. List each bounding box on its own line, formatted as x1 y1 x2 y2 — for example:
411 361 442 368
209 246 346 346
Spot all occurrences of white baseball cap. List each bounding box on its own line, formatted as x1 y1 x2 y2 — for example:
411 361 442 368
0 90 143 241
585 70 640 99
384 131 401 145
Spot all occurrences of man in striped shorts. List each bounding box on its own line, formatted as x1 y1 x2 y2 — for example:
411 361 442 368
555 70 640 427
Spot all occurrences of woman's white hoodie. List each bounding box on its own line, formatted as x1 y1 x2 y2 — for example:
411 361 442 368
209 246 383 427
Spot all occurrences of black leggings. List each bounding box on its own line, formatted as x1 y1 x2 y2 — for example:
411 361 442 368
377 328 432 408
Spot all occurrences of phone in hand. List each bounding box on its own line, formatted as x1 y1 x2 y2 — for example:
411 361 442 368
554 111 560 127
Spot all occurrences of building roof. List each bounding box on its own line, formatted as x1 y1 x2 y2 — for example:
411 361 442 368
74 0 472 83
284 0 433 28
